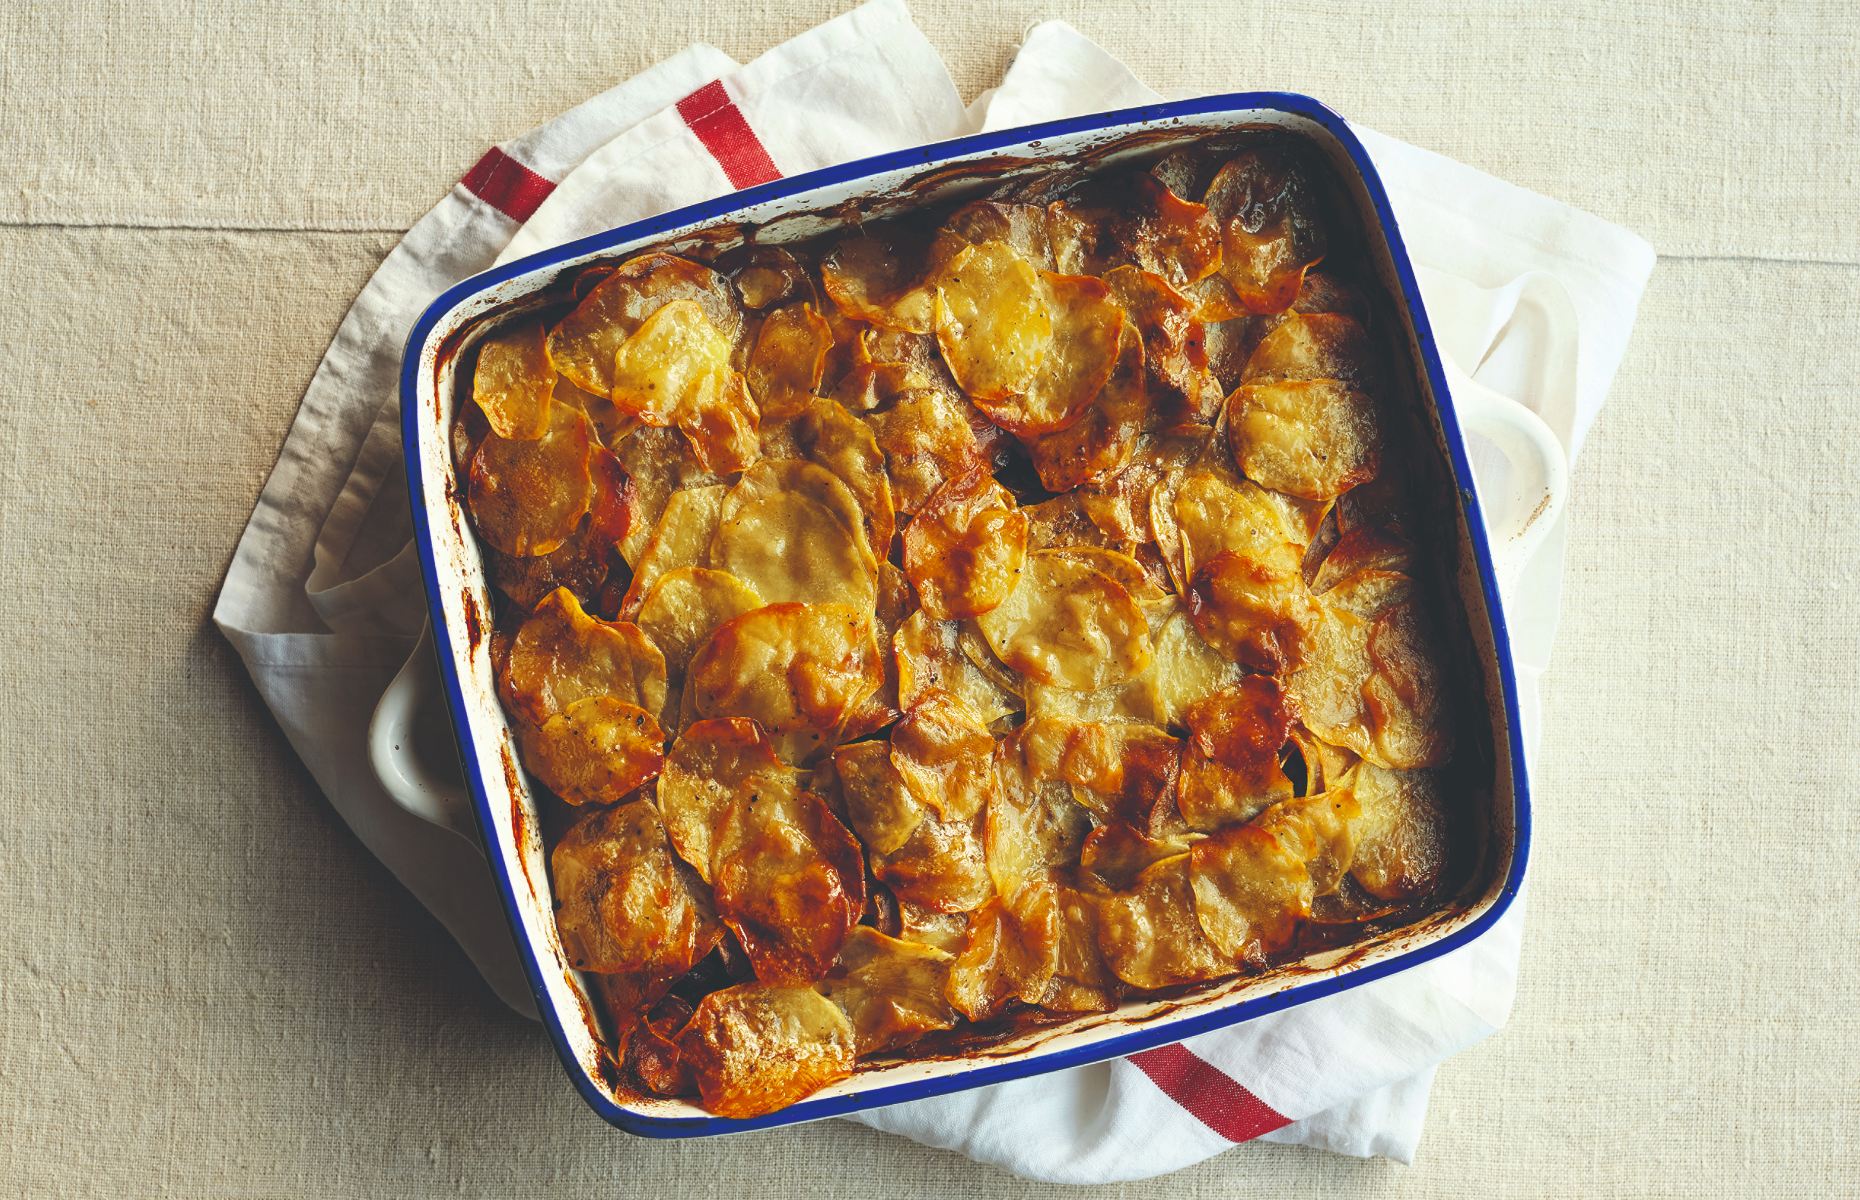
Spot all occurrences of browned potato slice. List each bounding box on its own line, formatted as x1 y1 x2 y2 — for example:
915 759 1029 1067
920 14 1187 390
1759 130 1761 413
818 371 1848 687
1340 762 1448 900
832 738 927 855
688 602 882 734
876 805 992 915
619 483 727 617
988 725 1094 896
945 877 1062 1022
483 444 633 613
1258 790 1363 898
615 993 695 1097
818 927 958 1056
932 240 1052 402
500 587 667 726
975 551 1151 691
1230 379 1380 501
894 609 1020 724
1242 312 1377 388
1097 855 1228 989
472 317 554 440
890 689 997 823
1186 821 1312 963
1108 176 1222 289
1176 677 1294 832
1025 323 1147 492
635 567 764 685
712 783 865 984
1203 151 1327 315
522 696 665 806
942 199 1060 266
978 270 1126 437
902 467 1028 621
1362 601 1454 768
1042 883 1118 1013
746 302 832 422
714 459 878 611
865 386 986 515
657 717 796 880
1078 823 1197 893
1100 265 1222 425
612 425 720 567
551 799 721 1004
546 253 743 396
468 401 595 558
1019 716 1182 831
610 299 735 424
679 983 856 1118
820 229 945 333
1174 469 1312 580
1185 545 1318 673
791 397 896 558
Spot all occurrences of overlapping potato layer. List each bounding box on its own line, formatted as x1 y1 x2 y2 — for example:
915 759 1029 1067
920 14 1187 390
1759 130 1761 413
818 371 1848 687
457 140 1468 1119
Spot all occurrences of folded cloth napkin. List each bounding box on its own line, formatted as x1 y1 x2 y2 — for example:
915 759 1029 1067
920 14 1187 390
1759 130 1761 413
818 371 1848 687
213 0 1653 1182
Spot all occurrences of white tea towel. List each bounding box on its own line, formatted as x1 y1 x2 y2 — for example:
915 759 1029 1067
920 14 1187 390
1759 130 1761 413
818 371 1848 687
213 1 1654 1181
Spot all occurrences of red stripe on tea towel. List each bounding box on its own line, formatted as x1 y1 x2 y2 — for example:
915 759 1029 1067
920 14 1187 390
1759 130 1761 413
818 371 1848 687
460 147 556 222
1129 1044 1293 1142
676 80 782 189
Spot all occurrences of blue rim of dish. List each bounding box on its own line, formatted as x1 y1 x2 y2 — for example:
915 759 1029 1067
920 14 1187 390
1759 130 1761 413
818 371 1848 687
399 90 1532 1138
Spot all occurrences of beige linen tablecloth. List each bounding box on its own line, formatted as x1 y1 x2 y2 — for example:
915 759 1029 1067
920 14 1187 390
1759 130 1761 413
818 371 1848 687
2 2 1856 1196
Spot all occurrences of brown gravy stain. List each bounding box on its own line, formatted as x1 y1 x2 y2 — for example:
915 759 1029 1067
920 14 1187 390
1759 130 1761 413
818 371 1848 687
501 743 538 904
460 589 484 652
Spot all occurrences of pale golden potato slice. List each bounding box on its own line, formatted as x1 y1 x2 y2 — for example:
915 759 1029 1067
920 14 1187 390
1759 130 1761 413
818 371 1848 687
945 877 1062 1022
894 609 1020 725
896 903 972 953
1024 322 1147 492
791 396 896 558
471 316 554 440
1203 150 1328 315
656 717 797 880
612 425 720 567
619 483 727 617
712 782 865 984
1173 469 1313 582
609 298 735 425
890 689 998 823
679 983 856 1118
864 386 986 515
1176 677 1295 832
1287 602 1377 759
1242 312 1377 388
500 587 667 726
687 602 882 734
746 302 831 422
733 245 808 310
1187 820 1312 963
1097 855 1228 989
482 443 633 613
932 240 1053 402
986 270 1127 437
1362 601 1454 768
547 253 743 396
1340 762 1449 901
988 725 1094 897
551 799 721 1006
1018 716 1182 831
818 927 958 1057
468 400 595 558
1230 379 1380 501
713 459 878 612
1039 545 1168 605
521 696 665 806
635 567 764 684
1042 883 1118 1014
902 467 1028 621
1140 600 1246 728
832 738 928 855
975 551 1151 691
942 199 1060 267
875 805 992 915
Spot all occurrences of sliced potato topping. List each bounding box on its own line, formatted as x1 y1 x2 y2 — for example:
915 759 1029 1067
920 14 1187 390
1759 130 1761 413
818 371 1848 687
821 229 943 333
1185 545 1318 673
500 587 667 726
982 270 1127 436
791 397 896 558
1019 716 1181 831
610 299 735 425
1340 762 1448 900
714 459 879 612
890 689 998 823
832 738 927 855
620 482 727 617
1203 151 1327 315
864 385 987 515
988 726 1094 897
1025 322 1147 492
975 551 1151 691
746 302 832 422
1176 677 1294 832
1097 855 1228 989
634 566 764 686
818 927 957 1056
1187 820 1313 963
1231 379 1380 501
1110 176 1222 289
547 253 743 396
679 983 856 1118
875 805 992 915
945 878 1062 1021
688 602 882 734
933 240 1053 402
712 783 865 984
657 717 797 881
521 696 665 806
471 317 555 440
612 425 719 567
894 609 1021 724
902 467 1028 621
468 401 595 558
1243 312 1377 387
1362 601 1454 769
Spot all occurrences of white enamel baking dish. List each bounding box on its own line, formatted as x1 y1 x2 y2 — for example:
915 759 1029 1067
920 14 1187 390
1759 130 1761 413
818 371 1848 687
382 92 1563 1136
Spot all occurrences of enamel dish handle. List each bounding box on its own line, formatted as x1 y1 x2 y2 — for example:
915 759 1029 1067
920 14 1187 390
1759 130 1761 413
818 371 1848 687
1440 357 1571 591
367 623 478 846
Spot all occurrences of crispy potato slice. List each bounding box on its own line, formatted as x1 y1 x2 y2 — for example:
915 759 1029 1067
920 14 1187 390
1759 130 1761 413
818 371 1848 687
734 246 808 310
975 551 1151 690
714 459 878 611
1186 820 1312 963
1041 883 1118 1013
902 467 1028 621
610 298 735 424
821 229 944 333
547 253 743 396
679 983 855 1118
942 199 1059 266
713 783 865 984
975 270 1126 437
894 609 1020 724
836 561 912 742
1242 312 1377 388
620 483 727 617
472 317 554 440
832 738 927 855
483 444 632 613
1040 545 1168 606
1176 677 1295 831
1362 601 1454 768
1341 762 1448 900
1230 379 1380 501
887 689 997 824
1100 265 1222 424
1019 716 1182 831
818 927 958 1056
1078 823 1196 893
747 302 832 422
522 696 665 806
1287 602 1377 758
945 878 1062 1022
791 397 896 557
1185 545 1317 673
1025 322 1147 492
688 602 882 734
612 425 719 567
1109 176 1222 288
551 800 721 1001
657 717 796 881
1203 151 1327 315
468 401 595 558
988 726 1094 896
864 386 986 515
635 567 764 685
876 806 992 915
1259 789 1362 898
615 993 696 1097
932 240 1052 402
1097 855 1228 989
500 587 667 726
1312 523 1413 596
1174 470 1313 579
